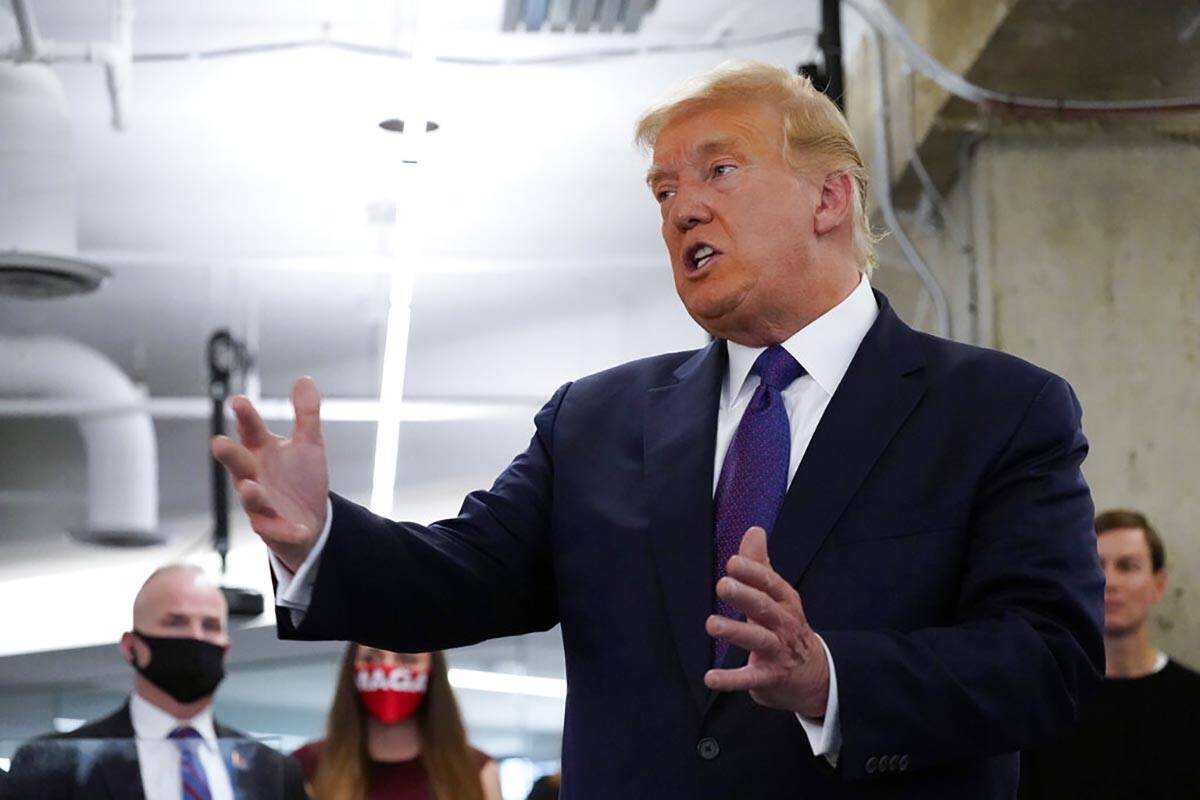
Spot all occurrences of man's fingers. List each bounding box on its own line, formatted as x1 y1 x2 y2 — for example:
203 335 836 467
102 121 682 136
738 526 770 565
707 615 781 654
726 553 799 605
231 395 272 449
291 376 324 445
211 436 257 482
717 577 784 630
236 479 277 517
704 663 774 693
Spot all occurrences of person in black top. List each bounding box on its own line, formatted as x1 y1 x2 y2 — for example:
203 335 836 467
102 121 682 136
1020 509 1200 799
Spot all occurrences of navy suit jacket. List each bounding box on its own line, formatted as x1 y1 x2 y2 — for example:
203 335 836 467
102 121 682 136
279 292 1104 799
5 703 306 800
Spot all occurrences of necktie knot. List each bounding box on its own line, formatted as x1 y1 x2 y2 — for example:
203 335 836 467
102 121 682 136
169 726 202 743
752 345 804 391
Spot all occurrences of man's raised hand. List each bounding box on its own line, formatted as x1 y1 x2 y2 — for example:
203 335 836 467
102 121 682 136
210 376 330 573
703 526 831 719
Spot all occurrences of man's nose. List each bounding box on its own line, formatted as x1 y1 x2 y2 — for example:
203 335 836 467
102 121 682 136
670 189 712 231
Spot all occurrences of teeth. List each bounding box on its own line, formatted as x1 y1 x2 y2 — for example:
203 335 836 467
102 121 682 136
693 245 715 268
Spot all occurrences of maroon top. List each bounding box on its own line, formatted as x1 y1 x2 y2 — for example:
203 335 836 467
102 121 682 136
292 740 492 800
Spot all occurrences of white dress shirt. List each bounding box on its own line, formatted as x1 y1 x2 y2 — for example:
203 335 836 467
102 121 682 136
273 275 879 766
128 692 235 800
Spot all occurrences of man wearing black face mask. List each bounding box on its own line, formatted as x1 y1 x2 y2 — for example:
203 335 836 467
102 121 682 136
7 564 305 800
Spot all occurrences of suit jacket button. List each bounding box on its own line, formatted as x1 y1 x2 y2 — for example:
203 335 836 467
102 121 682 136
866 756 878 774
696 737 720 761
899 755 910 772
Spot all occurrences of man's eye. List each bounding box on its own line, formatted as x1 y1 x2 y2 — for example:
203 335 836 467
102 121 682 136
656 189 675 203
712 164 736 177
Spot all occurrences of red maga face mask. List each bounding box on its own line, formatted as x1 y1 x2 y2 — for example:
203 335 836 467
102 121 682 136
355 663 429 724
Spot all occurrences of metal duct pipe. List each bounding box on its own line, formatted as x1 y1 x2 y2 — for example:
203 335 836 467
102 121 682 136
0 336 160 544
10 0 42 61
868 27 952 339
5 0 135 130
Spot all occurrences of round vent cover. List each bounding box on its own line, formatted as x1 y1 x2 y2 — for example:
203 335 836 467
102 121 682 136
0 251 111 299
68 527 167 548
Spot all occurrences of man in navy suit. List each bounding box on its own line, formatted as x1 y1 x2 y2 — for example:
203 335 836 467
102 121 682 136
213 61 1103 798
6 565 305 799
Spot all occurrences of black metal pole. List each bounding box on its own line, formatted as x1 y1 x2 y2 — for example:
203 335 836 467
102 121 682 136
207 330 233 575
820 0 844 109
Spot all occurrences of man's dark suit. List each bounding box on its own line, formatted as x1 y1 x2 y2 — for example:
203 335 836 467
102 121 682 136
5 704 305 800
279 292 1104 799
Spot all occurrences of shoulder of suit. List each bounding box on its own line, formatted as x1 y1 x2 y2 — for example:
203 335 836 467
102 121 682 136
909 330 1065 399
41 704 133 741
563 347 707 398
213 718 250 739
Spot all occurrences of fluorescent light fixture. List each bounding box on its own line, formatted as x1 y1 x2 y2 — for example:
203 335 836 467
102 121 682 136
502 0 657 32
368 274 413 518
448 668 567 699
53 717 86 733
369 9 438 518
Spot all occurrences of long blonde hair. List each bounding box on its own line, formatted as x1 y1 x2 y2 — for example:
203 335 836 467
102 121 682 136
635 59 883 274
311 646 485 800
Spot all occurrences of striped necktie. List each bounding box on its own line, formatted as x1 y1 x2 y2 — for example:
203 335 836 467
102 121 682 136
168 726 214 800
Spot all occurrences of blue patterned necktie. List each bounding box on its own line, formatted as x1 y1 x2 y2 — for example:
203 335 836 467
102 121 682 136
169 726 214 800
712 345 805 666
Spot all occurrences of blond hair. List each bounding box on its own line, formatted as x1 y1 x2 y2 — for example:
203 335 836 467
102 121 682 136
635 60 881 274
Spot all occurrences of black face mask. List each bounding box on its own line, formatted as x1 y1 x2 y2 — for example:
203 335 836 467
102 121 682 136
129 630 227 703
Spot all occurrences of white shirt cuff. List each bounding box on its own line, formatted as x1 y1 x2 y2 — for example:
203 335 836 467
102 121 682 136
794 633 841 767
269 498 333 626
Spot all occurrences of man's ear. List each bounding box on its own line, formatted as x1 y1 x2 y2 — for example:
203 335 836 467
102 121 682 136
813 171 854 237
1152 569 1168 604
119 631 139 667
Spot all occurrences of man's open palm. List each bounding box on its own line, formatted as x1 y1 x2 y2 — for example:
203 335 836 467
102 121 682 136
210 376 329 572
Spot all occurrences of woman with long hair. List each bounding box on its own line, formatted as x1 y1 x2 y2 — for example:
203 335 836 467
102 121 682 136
292 645 501 800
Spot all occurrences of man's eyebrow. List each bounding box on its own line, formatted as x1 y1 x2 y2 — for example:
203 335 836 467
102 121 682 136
645 137 747 186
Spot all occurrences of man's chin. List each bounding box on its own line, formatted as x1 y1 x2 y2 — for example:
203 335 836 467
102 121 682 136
682 295 750 339
1102 621 1145 639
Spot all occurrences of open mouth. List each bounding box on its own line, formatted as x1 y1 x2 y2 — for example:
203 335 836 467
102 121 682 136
684 242 721 274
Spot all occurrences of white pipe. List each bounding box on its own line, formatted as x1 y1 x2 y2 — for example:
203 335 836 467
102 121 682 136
868 27 952 339
845 0 1200 114
10 0 42 60
0 336 158 538
5 0 135 130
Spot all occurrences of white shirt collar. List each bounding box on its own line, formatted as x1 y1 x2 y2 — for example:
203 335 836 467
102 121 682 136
129 691 219 753
725 274 879 403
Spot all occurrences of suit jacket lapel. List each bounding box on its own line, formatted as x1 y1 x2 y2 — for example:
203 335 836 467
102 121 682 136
94 705 145 800
644 340 726 712
219 736 255 800
769 295 927 591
